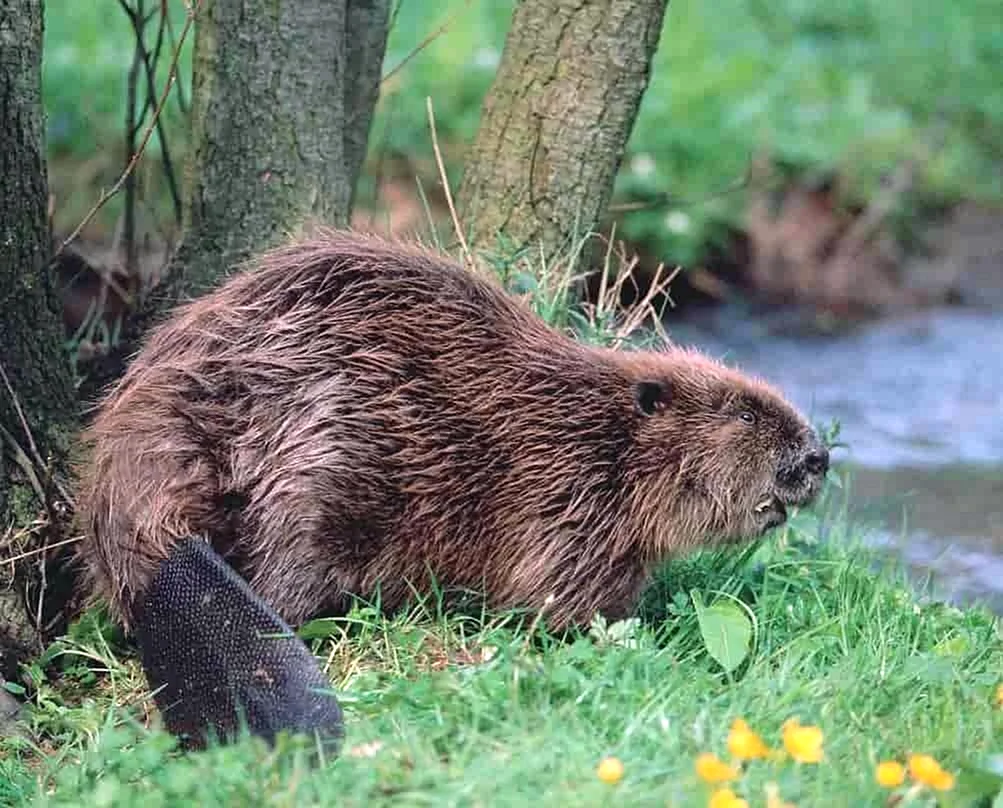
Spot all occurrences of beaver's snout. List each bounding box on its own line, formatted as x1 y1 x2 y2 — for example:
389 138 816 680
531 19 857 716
803 445 830 476
775 434 829 508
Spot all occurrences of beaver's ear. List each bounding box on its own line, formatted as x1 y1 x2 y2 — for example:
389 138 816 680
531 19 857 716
633 379 672 416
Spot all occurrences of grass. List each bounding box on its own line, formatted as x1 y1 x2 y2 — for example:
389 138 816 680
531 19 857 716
1 238 1002 807
1 488 1001 807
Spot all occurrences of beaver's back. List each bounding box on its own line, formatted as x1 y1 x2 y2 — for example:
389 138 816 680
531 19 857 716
76 230 641 630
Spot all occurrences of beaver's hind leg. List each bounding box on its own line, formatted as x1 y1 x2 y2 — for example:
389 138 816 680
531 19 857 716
132 537 344 751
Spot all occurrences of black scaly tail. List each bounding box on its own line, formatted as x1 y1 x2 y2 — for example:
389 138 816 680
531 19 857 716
133 537 344 751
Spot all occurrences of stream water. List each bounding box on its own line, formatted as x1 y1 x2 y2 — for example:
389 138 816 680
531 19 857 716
666 303 1003 613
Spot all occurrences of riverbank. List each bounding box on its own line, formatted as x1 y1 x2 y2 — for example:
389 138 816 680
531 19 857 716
2 493 1001 807
3 239 1003 806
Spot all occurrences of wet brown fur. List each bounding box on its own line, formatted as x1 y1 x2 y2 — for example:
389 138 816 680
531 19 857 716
74 229 828 633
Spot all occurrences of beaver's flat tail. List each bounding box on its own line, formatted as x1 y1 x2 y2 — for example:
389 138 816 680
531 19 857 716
132 537 344 751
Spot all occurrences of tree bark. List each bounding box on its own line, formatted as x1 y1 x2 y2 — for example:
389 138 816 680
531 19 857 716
0 0 393 675
159 0 392 299
0 0 79 678
343 0 392 200
82 0 391 401
457 0 668 265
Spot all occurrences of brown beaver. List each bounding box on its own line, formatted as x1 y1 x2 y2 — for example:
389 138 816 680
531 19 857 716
73 229 828 746
77 228 828 633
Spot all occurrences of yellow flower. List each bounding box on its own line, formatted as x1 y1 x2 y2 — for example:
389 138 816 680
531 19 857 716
708 788 749 808
996 682 1003 707
781 718 824 764
596 756 624 785
875 760 906 788
695 752 740 784
908 754 955 791
727 718 771 760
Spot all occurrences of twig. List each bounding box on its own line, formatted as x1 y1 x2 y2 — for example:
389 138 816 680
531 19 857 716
615 261 677 347
829 159 917 263
0 362 76 509
53 0 201 259
607 162 760 214
34 530 48 632
595 222 616 318
0 535 83 567
123 0 145 276
825 115 948 292
0 423 47 507
585 232 677 348
118 0 183 224
163 2 189 114
0 361 45 483
426 96 472 269
387 0 403 35
520 593 556 654
345 1 469 132
380 2 471 86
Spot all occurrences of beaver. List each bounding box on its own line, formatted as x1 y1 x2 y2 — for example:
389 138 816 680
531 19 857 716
74 229 829 747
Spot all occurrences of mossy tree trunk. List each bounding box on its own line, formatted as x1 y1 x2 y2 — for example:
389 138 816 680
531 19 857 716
86 0 392 397
457 0 668 264
0 0 79 678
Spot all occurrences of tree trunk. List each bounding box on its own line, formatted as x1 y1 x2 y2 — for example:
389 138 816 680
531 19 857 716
83 0 391 401
0 0 80 678
343 0 392 200
160 0 392 298
457 0 668 265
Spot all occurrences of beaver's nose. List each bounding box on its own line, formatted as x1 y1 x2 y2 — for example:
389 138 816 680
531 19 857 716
805 447 829 476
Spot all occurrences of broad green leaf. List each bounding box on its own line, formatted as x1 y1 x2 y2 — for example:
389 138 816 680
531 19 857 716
691 590 754 674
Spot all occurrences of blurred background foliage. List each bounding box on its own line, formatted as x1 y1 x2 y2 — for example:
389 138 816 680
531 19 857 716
42 0 1003 269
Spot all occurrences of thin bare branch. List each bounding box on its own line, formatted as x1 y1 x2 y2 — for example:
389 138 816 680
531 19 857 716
583 232 677 348
0 535 83 567
119 0 183 224
0 423 47 507
607 162 760 214
380 2 471 86
163 2 190 114
53 0 201 259
123 0 145 275
0 361 76 508
427 96 472 269
0 362 44 482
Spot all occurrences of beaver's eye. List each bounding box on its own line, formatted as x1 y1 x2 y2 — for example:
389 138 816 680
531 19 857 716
739 410 757 426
